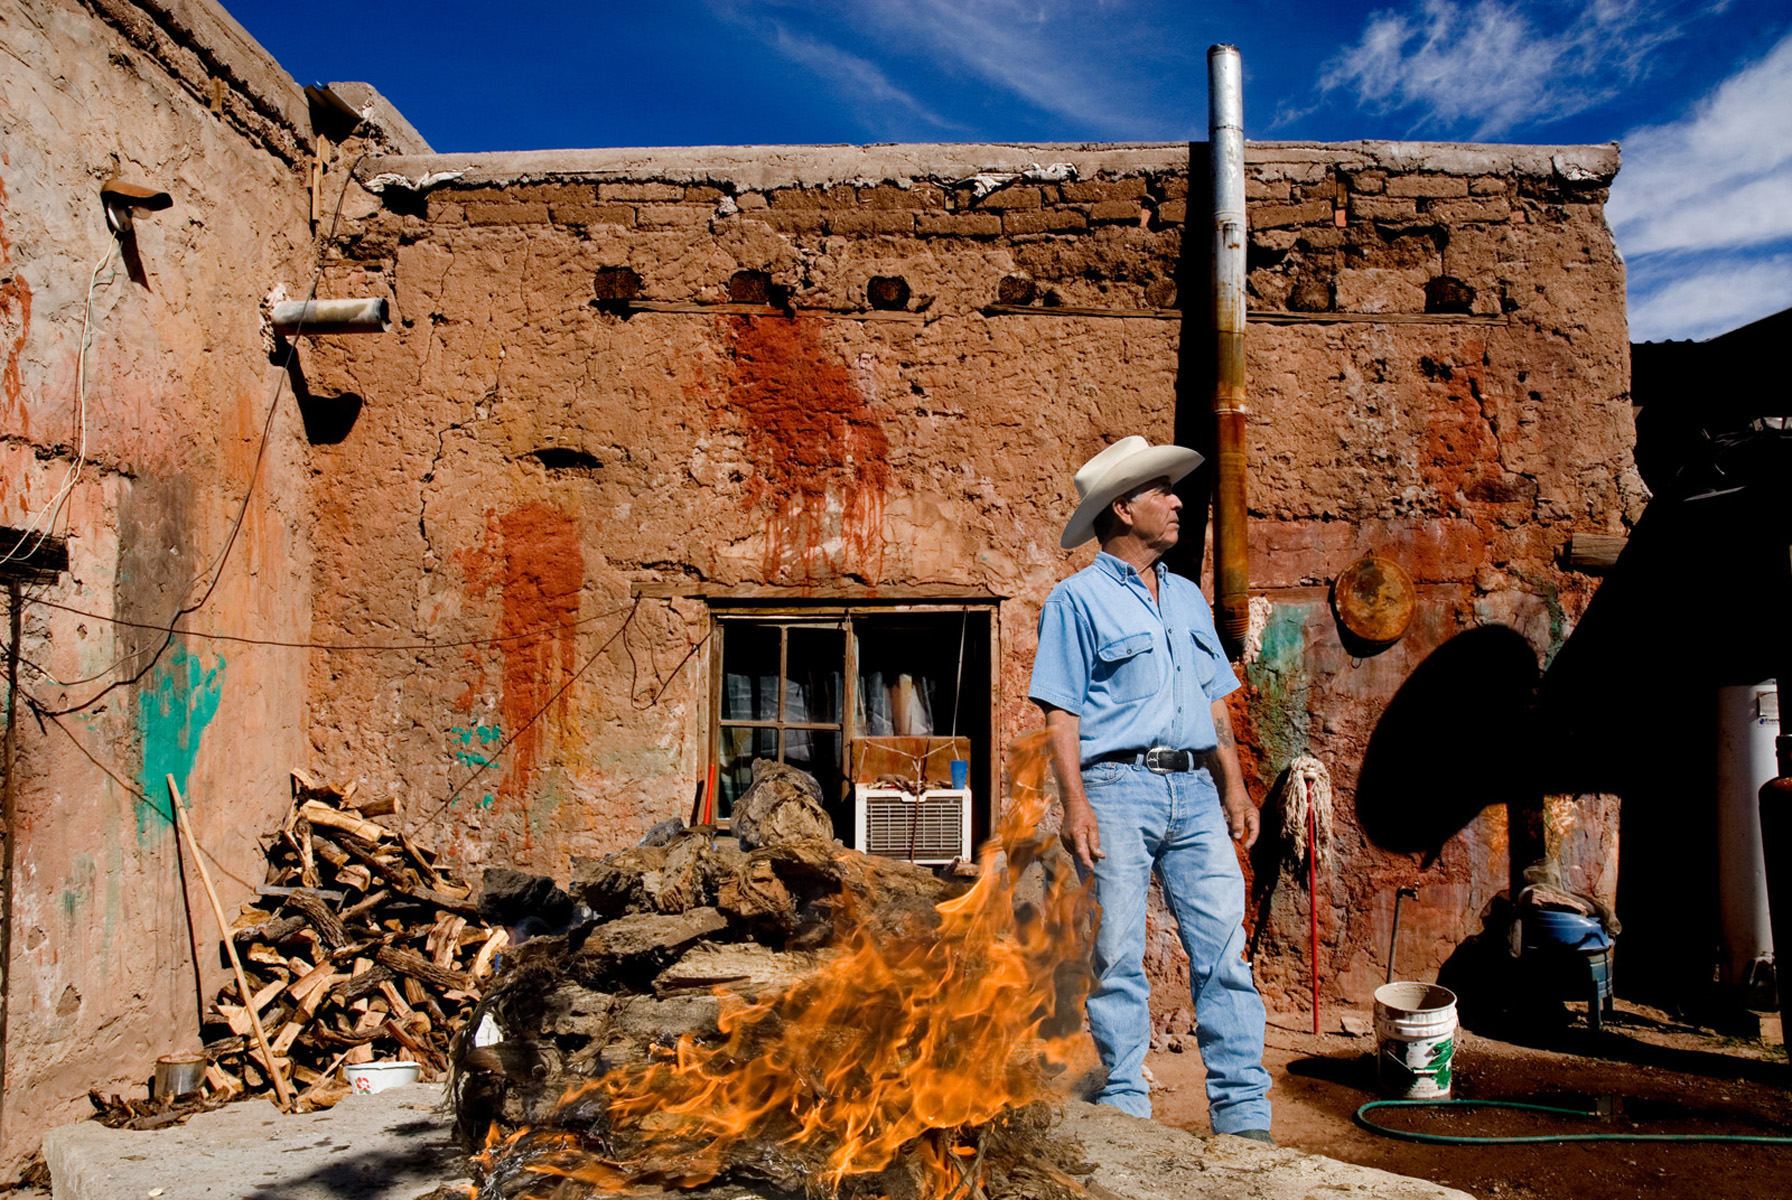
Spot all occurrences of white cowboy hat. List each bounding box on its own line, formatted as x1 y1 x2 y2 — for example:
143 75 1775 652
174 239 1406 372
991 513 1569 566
1060 435 1203 549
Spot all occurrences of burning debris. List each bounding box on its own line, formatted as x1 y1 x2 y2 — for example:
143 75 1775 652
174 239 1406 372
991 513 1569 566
198 771 504 1108
456 738 1103 1200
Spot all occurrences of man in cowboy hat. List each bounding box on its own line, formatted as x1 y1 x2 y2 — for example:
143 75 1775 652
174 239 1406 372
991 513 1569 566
1029 435 1273 1142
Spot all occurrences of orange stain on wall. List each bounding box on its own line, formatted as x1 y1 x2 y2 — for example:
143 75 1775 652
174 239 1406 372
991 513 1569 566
719 315 891 582
457 504 585 823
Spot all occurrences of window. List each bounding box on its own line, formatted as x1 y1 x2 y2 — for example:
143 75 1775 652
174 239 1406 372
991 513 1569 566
710 604 996 845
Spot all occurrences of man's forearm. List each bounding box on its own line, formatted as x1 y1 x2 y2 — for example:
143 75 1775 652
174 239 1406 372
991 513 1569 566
1211 696 1259 847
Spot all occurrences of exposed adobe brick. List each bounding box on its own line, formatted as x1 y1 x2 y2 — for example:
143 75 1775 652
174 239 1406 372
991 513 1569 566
551 203 635 226
858 184 946 210
1155 199 1188 225
1246 179 1291 201
684 185 726 204
976 186 1043 210
1060 178 1147 202
598 182 684 202
916 212 1002 237
762 209 829 233
735 192 769 211
1293 227 1346 250
635 203 710 227
767 187 823 209
1086 200 1142 223
1425 197 1512 224
1469 176 1509 196
1156 176 1189 200
1348 196 1418 222
426 196 464 223
829 210 916 236
1348 170 1387 195
1250 199 1329 229
1385 174 1470 198
464 201 549 225
1004 209 1088 235
500 183 595 205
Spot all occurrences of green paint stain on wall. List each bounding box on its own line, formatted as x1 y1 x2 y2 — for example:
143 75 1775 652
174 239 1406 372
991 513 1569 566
1242 602 1316 774
60 854 97 927
449 723 503 769
136 644 225 837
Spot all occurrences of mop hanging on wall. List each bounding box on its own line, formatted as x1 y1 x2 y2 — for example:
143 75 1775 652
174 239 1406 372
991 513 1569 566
1280 754 1335 873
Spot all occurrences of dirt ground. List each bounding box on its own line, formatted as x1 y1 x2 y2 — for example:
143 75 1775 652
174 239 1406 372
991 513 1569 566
1150 1000 1792 1199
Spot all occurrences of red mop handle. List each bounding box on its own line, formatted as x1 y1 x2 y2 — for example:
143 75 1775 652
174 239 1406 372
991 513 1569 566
1307 777 1320 1035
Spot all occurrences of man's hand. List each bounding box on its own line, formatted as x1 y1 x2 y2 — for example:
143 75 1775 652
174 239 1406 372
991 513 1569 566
1043 705 1105 870
1061 795 1105 870
1222 792 1260 849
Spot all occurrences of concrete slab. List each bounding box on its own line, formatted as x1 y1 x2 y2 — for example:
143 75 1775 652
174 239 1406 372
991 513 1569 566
42 1091 1469 1200
41 1085 466 1200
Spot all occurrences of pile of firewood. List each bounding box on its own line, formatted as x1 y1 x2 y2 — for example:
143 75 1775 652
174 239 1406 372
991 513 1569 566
199 771 506 1110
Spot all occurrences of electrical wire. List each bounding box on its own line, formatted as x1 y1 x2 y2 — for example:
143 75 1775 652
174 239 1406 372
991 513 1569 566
24 152 369 718
14 597 639 689
0 239 118 565
1355 1098 1792 1146
408 599 642 832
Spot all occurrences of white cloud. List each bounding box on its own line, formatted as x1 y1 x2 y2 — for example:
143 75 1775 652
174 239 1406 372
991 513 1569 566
1625 251 1792 342
711 0 1182 138
766 24 961 134
1319 0 1686 138
1607 30 1792 256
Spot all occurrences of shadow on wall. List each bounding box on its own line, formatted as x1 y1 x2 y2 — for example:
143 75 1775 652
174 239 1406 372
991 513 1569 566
1355 625 1542 859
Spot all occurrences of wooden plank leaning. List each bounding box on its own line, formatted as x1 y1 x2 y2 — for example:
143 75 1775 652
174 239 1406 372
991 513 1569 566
167 775 297 1111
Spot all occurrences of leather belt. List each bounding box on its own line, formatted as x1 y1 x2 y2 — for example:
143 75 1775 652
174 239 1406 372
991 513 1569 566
1085 746 1211 774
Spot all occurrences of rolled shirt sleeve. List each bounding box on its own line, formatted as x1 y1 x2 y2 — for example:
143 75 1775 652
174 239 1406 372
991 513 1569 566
1029 595 1093 715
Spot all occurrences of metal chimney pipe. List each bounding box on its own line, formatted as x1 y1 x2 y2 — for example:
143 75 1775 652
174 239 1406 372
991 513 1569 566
270 297 392 336
1208 44 1250 656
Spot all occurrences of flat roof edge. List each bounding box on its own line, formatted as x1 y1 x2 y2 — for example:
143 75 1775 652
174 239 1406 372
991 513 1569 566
357 140 1619 192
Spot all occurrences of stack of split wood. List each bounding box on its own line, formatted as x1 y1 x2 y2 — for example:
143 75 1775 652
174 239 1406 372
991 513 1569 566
199 770 506 1110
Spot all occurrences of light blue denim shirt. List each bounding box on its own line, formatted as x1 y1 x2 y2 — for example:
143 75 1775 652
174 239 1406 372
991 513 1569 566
1029 552 1240 764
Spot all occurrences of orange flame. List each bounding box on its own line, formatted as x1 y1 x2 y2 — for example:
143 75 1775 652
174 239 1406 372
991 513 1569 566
489 729 1091 1198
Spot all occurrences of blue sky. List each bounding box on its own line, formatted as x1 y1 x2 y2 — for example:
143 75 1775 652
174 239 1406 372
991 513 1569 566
231 0 1792 342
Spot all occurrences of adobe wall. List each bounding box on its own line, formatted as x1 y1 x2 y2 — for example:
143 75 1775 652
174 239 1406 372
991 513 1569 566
0 0 315 1168
302 137 1636 1019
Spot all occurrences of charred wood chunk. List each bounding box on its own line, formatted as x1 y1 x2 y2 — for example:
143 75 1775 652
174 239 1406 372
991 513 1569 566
572 845 667 918
563 908 731 989
479 867 578 929
592 266 643 302
997 275 1037 305
731 759 832 850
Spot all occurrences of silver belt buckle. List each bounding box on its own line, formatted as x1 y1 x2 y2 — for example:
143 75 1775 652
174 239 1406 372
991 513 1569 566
1143 746 1187 774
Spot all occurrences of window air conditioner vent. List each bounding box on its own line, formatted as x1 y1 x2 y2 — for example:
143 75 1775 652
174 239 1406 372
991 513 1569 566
853 786 972 865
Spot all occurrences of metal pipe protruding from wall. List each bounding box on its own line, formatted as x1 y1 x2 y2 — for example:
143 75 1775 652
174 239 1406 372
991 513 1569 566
270 297 391 336
1208 44 1249 657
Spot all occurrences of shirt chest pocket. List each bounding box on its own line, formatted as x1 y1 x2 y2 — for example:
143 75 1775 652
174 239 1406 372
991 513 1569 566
1093 631 1162 704
1186 627 1220 691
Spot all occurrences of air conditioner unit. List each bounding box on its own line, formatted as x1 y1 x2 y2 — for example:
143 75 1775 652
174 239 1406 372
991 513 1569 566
853 785 972 865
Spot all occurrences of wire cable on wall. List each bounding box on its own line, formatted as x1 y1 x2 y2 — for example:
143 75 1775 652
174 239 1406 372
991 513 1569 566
22 153 369 718
0 239 119 566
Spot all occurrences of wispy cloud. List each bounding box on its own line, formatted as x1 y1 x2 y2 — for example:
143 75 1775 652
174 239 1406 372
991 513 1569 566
765 24 963 135
1607 29 1792 256
1319 0 1687 138
710 0 1187 139
1625 251 1792 343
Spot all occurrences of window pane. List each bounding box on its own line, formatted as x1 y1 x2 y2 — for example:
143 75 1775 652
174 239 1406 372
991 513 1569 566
785 626 844 724
784 729 842 806
721 625 781 721
717 725 777 816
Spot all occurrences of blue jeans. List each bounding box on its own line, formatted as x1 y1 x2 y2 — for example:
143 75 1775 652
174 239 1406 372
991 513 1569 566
1081 761 1271 1132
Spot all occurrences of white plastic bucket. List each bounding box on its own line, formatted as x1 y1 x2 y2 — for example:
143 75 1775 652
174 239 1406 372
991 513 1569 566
1373 982 1457 1099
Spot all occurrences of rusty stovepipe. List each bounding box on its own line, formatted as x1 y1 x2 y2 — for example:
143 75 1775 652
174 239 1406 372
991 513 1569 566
1208 45 1249 657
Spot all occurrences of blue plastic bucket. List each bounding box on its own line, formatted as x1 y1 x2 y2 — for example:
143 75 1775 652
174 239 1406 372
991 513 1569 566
1523 910 1610 952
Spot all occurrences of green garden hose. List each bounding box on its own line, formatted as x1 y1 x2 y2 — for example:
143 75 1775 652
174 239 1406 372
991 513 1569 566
1355 1098 1792 1145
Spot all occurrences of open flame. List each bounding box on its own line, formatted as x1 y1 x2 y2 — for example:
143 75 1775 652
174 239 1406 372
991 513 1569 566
475 730 1094 1199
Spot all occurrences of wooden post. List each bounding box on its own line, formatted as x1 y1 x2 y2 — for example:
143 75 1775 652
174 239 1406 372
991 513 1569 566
1 582 20 1147
166 775 295 1110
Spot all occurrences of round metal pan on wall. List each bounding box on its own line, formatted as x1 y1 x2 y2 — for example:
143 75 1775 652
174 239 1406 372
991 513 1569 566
1331 554 1416 656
